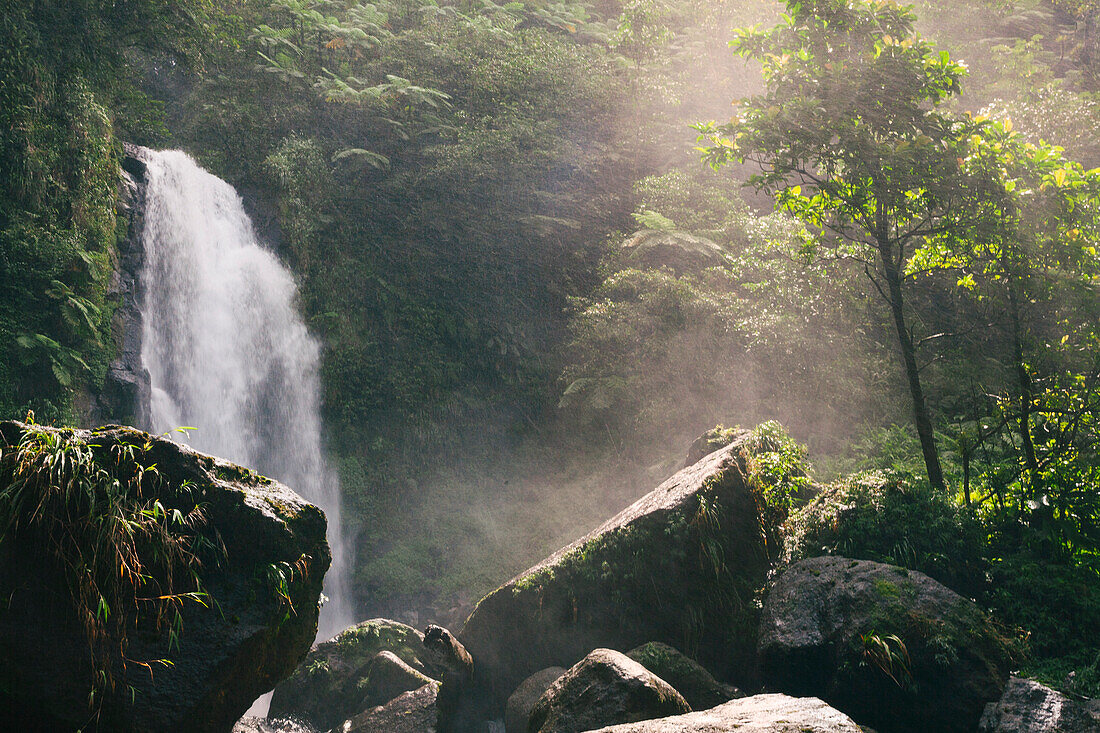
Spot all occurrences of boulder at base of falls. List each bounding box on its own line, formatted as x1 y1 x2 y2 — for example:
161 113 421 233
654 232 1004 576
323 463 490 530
626 642 742 712
0 421 330 732
758 556 1016 733
333 682 440 733
269 618 437 731
357 650 436 710
528 649 690 733
979 676 1100 732
505 667 566 733
459 432 779 704
583 693 864 732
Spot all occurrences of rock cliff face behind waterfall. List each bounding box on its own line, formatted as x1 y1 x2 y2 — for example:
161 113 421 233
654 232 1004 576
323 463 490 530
136 149 351 637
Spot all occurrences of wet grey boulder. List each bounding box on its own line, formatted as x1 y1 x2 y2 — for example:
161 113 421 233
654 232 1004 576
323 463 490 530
979 676 1100 732
584 693 863 732
505 667 566 733
269 618 435 731
460 434 780 704
0 422 330 732
357 650 436 710
626 642 741 711
528 649 690 733
233 717 317 733
759 556 1015 733
334 682 440 733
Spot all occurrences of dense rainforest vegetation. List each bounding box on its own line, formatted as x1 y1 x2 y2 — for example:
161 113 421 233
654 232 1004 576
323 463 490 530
3 0 1100 700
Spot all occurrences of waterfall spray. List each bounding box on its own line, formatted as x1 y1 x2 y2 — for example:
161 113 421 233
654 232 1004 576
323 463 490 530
138 150 352 640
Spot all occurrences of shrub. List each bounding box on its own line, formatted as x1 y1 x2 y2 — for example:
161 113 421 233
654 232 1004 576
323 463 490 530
787 473 987 597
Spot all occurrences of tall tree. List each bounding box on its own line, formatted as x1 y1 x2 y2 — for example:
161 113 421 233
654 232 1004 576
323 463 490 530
696 0 1000 490
946 120 1100 554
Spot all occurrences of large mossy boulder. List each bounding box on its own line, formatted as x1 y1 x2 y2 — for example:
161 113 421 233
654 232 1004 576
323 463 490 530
528 649 690 733
759 556 1016 733
626 642 741 712
460 432 780 704
583 693 863 732
0 422 330 732
269 618 435 731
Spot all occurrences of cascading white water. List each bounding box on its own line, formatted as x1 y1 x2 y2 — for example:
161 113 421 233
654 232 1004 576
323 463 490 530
138 150 352 640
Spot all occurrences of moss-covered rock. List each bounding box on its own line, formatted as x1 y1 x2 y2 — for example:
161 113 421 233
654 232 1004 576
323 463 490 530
626 642 741 712
460 433 789 706
758 556 1017 733
269 618 436 731
0 421 330 732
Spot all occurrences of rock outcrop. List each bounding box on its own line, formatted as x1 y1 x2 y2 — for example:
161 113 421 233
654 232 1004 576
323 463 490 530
505 667 566 733
359 650 436 710
758 556 1015 733
269 618 434 731
626 642 741 712
979 676 1100 732
90 143 154 428
460 434 777 703
334 682 440 733
424 624 489 733
583 693 863 732
0 421 330 732
528 649 690 733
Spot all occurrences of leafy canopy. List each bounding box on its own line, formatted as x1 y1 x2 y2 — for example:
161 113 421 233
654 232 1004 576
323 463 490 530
696 0 992 258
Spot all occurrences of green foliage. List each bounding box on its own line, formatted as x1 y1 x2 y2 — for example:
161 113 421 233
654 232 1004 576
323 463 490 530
0 77 117 421
987 551 1100 660
632 209 677 231
696 0 1014 491
0 425 220 709
789 473 988 596
744 420 810 513
860 631 914 690
7 0 1098 698
264 553 314 627
0 0 218 420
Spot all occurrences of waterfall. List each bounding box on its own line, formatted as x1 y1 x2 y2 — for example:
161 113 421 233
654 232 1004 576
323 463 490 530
138 150 352 640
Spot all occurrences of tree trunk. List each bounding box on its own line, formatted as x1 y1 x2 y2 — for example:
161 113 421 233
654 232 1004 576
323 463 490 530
962 450 971 506
1008 292 1041 492
879 240 946 491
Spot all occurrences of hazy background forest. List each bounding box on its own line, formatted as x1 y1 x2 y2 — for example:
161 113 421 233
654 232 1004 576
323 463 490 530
2 0 1100 697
